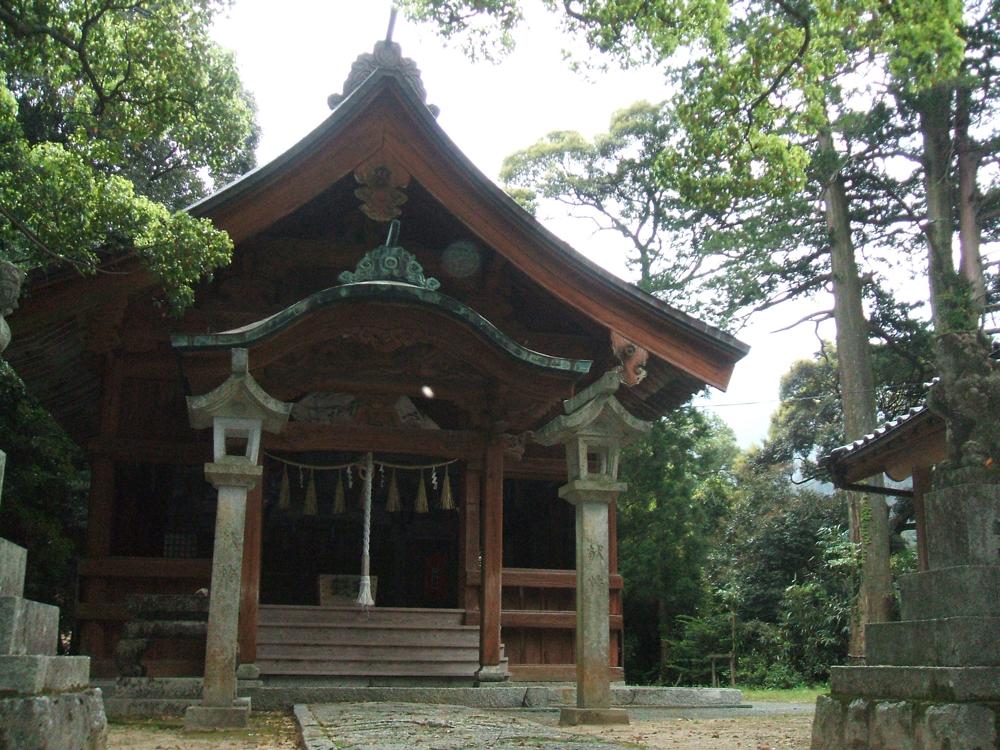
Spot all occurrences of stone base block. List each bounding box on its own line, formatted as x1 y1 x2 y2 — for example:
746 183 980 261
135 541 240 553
0 655 90 695
900 566 1000 620
0 539 26 598
475 663 509 683
811 694 999 750
924 481 1000 569
866 617 1000 666
831 665 1000 703
0 688 107 750
184 700 250 731
235 662 260 680
559 707 630 726
0 595 59 656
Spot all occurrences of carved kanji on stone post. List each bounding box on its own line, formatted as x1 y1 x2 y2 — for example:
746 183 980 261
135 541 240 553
183 349 291 731
535 370 650 726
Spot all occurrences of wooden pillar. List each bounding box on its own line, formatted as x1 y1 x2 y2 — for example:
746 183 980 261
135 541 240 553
81 350 122 660
458 464 481 614
608 498 621 669
85 459 115 558
477 434 506 680
912 466 932 572
237 478 263 666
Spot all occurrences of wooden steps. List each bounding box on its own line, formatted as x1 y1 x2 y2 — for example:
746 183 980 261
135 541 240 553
257 605 499 681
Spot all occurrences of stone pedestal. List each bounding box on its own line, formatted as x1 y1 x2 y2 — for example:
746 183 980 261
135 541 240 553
184 461 261 731
0 450 107 749
811 476 1000 749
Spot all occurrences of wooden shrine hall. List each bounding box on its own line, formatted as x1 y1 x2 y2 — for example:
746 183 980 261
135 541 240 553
6 39 748 697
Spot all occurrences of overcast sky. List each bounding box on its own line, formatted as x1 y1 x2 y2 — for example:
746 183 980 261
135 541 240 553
211 0 835 447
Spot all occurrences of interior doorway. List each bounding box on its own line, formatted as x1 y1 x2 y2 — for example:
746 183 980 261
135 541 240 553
259 452 461 609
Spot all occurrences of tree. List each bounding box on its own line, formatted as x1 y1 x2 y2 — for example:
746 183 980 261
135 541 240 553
617 406 739 682
762 343 933 480
0 0 260 616
0 361 87 629
0 0 259 309
402 0 1000 658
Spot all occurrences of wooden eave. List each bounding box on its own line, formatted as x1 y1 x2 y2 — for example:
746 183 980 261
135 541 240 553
188 69 748 394
825 407 946 484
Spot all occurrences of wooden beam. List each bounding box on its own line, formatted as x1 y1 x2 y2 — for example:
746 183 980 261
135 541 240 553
89 438 211 465
479 433 503 668
78 557 212 579
466 568 624 590
467 610 624 630
265 424 486 459
502 457 567 481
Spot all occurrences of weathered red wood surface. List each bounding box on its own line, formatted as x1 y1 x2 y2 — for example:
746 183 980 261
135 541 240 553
479 435 503 668
238 480 263 663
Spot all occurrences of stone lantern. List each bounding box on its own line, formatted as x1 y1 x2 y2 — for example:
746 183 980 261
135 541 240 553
183 348 291 730
535 370 650 726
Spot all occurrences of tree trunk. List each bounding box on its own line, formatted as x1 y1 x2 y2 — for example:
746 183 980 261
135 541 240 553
955 86 986 312
818 126 894 662
918 88 960 333
917 86 1000 472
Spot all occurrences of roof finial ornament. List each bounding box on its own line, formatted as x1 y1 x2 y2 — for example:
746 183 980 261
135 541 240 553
386 6 398 43
327 13 440 117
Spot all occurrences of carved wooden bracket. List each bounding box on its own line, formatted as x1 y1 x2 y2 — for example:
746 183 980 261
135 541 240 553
354 157 411 222
502 432 532 461
610 331 648 387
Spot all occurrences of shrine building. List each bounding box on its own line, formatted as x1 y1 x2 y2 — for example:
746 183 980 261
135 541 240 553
6 41 747 689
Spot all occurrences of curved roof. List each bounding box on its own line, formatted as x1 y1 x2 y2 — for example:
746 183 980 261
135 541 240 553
186 63 748 393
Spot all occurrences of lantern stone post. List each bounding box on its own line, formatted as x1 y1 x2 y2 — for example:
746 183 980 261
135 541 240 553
183 349 290 731
535 371 650 726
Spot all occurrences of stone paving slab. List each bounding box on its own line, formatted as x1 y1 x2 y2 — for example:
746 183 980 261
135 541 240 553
296 702 637 750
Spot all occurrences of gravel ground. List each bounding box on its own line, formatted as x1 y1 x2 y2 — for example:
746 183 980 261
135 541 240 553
107 702 815 749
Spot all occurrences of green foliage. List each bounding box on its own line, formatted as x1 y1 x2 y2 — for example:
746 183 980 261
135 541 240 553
501 102 689 295
761 343 933 480
0 361 87 622
664 468 852 688
617 406 739 682
0 0 258 310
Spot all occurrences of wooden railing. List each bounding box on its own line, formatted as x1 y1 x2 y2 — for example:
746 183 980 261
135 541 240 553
77 557 212 619
467 567 625 680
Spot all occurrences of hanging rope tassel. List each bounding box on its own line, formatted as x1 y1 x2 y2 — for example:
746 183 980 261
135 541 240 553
386 469 401 512
333 471 346 515
304 470 318 516
439 466 454 510
415 470 429 514
278 466 291 510
357 452 375 608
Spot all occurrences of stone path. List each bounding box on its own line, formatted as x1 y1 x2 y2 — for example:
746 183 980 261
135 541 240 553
296 702 636 750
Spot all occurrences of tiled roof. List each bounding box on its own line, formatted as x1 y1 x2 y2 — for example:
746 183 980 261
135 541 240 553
826 379 939 462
